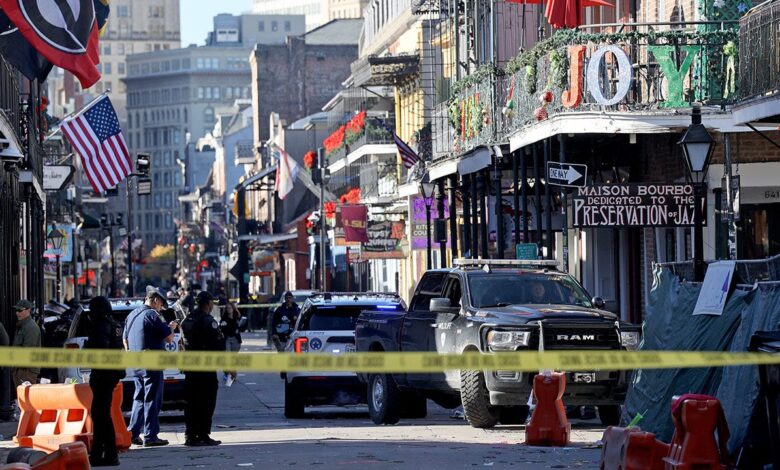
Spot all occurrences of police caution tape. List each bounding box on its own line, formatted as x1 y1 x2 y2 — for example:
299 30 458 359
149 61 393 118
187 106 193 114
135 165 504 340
2 348 780 373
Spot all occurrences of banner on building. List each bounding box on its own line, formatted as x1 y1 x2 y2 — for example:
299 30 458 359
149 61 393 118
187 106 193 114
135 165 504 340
572 184 700 228
411 196 449 250
341 204 369 243
44 224 74 263
362 219 405 259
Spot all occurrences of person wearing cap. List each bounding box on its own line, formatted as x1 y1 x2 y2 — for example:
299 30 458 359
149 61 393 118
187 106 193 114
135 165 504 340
181 291 225 446
12 299 41 387
123 287 178 447
271 291 299 352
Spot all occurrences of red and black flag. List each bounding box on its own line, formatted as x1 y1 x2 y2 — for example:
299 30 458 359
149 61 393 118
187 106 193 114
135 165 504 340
0 0 101 87
0 8 52 81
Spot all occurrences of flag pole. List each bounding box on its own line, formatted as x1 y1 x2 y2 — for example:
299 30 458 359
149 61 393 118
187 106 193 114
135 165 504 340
44 89 111 141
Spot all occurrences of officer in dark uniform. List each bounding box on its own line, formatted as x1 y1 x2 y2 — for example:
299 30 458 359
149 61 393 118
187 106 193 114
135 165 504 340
181 291 225 446
85 296 125 467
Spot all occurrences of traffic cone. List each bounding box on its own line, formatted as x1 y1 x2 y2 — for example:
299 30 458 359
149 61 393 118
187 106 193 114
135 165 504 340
525 372 570 446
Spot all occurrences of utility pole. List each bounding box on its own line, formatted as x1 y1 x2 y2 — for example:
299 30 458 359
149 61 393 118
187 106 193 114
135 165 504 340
126 179 134 297
318 148 327 291
724 134 738 260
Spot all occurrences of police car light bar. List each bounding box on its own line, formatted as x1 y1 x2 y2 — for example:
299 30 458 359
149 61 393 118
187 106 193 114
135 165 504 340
453 259 560 269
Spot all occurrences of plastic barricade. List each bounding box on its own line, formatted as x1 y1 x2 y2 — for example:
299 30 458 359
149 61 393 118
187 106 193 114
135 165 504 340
663 395 729 470
14 382 130 454
600 426 669 470
30 442 89 470
525 372 570 447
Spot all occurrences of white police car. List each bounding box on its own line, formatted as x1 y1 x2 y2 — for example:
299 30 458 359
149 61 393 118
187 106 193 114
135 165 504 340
59 298 187 411
282 293 405 418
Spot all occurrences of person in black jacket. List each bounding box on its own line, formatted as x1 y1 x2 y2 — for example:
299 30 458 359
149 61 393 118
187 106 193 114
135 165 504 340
85 296 125 467
219 302 242 387
181 291 225 446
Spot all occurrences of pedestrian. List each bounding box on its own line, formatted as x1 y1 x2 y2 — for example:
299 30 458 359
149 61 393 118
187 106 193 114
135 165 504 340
219 302 242 387
181 291 224 447
123 287 178 447
271 292 299 352
84 296 125 467
12 299 41 387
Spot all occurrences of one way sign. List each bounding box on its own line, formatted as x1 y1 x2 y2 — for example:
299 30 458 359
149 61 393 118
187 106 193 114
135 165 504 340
546 162 588 187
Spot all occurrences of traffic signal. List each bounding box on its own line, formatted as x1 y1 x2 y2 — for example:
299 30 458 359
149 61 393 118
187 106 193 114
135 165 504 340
115 214 123 226
136 153 151 176
100 214 108 227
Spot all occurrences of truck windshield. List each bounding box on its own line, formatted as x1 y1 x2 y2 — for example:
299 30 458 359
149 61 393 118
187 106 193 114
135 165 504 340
468 273 593 308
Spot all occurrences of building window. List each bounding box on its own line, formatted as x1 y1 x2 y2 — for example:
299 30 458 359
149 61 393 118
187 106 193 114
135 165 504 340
204 87 212 99
225 87 232 99
154 214 161 229
197 87 204 99
213 87 220 99
271 21 278 31
104 81 112 91
258 21 264 31
164 193 172 208
118 5 129 17
117 62 125 74
117 43 124 55
103 44 111 55
204 107 215 123
154 194 161 209
104 62 111 74
196 57 204 69
284 20 291 31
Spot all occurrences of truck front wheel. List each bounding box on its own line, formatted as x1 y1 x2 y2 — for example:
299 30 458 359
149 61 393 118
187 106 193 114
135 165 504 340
368 373 401 425
460 369 498 428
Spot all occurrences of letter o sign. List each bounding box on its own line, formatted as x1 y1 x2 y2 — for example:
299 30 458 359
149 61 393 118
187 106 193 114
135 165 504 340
586 45 633 106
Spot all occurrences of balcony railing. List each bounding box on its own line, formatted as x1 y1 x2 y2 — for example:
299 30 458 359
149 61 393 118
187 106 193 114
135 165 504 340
325 115 395 164
436 23 739 159
0 56 21 142
739 2 780 102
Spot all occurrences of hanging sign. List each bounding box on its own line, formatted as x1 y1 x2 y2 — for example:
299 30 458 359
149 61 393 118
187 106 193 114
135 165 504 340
43 165 74 191
692 261 736 316
572 184 700 228
362 220 405 259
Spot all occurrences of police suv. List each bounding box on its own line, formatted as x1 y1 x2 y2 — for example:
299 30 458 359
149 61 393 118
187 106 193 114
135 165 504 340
282 293 406 418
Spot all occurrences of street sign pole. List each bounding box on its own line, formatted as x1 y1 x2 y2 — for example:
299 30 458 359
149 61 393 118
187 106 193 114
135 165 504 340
559 135 569 272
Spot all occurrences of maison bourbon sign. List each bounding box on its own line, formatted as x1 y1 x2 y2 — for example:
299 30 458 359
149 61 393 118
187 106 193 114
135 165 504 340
572 184 699 228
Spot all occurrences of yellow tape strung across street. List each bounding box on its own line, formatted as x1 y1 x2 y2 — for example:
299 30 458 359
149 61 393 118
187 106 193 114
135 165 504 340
2 347 780 373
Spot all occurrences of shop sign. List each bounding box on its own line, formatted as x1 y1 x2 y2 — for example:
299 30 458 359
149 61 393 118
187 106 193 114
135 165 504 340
572 184 699 228
411 196 449 250
562 44 703 109
363 220 405 259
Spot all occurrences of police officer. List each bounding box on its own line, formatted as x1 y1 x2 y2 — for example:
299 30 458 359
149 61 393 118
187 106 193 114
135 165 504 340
84 296 125 467
181 291 224 446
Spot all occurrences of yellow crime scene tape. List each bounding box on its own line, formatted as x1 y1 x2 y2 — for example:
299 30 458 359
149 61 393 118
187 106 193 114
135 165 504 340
2 347 779 373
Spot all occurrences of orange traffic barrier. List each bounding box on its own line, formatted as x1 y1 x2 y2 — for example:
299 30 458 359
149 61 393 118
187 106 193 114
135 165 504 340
663 395 730 470
29 442 89 470
525 372 570 446
14 382 130 453
600 426 669 470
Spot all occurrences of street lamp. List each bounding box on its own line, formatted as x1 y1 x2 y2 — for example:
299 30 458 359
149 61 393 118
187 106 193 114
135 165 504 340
678 103 715 281
47 226 65 302
420 176 436 270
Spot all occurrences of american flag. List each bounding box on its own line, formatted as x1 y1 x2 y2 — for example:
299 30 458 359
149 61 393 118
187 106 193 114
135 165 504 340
393 132 421 169
60 95 132 194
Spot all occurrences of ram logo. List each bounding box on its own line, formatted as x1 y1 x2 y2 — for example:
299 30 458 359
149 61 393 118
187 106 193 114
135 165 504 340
556 334 596 341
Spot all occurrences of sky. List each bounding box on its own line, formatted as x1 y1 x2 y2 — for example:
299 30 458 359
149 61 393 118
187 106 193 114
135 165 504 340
179 0 253 47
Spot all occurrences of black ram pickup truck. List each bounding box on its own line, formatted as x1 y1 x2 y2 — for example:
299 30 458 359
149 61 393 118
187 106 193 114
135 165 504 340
355 259 641 428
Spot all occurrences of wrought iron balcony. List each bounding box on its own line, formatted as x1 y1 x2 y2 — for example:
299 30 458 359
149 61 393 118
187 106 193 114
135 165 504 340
739 2 780 102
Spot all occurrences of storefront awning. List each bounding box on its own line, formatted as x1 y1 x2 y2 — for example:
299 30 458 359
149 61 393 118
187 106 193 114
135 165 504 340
237 165 277 191
508 111 755 152
236 233 297 244
427 147 492 181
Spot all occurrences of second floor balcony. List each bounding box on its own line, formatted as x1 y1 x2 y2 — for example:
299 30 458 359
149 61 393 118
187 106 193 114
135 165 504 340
735 1 780 124
435 22 740 159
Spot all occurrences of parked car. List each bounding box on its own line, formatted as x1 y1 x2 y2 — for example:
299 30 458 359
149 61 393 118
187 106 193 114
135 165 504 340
355 259 642 428
282 292 405 418
59 298 186 411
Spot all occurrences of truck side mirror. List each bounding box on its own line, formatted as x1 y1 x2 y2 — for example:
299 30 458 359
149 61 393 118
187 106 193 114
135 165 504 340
430 298 458 313
592 296 606 309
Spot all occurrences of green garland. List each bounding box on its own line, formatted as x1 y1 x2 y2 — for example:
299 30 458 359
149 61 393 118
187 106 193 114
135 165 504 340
449 63 505 101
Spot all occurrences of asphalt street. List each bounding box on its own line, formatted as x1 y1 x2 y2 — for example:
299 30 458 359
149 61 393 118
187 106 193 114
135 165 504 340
0 333 606 469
